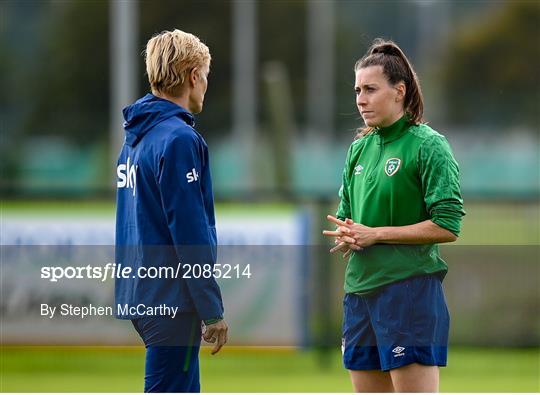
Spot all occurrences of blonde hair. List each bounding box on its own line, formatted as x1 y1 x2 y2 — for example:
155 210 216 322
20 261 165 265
145 29 211 97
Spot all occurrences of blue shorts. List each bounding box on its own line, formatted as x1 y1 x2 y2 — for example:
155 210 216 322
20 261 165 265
132 313 202 393
342 274 449 371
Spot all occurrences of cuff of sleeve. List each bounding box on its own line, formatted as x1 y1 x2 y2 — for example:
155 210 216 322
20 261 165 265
203 317 223 325
199 306 224 323
431 209 464 237
336 211 348 221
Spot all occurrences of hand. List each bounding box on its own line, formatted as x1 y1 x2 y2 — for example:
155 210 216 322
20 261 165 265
333 236 354 258
322 216 362 257
324 215 380 250
202 319 228 355
335 219 361 258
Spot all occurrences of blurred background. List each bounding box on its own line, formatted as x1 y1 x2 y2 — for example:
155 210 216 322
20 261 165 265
1 0 539 392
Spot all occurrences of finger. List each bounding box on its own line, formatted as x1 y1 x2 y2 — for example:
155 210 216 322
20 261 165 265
203 328 215 342
343 249 352 259
335 233 354 242
330 241 347 254
322 230 341 237
326 215 347 227
203 327 214 340
338 226 350 234
220 329 228 346
330 241 346 253
211 342 222 355
350 244 363 251
339 235 356 244
345 218 354 225
211 332 225 355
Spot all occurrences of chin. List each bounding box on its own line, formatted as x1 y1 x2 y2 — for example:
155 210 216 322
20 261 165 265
363 118 378 128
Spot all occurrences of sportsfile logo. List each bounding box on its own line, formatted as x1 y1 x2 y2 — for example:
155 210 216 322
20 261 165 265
117 157 137 196
186 168 199 183
392 346 405 357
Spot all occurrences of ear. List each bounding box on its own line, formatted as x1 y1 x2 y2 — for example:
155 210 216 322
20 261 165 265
189 67 199 87
395 82 406 102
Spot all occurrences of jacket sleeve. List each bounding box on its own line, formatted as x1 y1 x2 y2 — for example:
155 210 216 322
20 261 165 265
336 144 353 221
157 133 223 320
418 135 466 236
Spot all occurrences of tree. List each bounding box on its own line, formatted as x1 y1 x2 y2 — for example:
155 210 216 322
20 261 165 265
440 1 540 130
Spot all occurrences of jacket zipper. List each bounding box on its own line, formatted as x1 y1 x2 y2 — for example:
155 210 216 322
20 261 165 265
367 135 384 183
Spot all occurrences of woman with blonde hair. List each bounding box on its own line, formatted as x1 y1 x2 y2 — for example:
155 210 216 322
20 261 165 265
115 29 227 392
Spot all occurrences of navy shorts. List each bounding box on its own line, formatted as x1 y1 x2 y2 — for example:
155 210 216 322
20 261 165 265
342 274 449 371
132 313 202 393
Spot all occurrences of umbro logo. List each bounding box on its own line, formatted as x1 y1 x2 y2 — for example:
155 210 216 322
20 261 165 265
354 164 364 175
392 346 405 357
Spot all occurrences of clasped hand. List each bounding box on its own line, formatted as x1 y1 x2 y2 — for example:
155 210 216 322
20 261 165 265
322 215 379 258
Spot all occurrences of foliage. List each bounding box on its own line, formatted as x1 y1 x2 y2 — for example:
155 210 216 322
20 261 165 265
440 1 540 129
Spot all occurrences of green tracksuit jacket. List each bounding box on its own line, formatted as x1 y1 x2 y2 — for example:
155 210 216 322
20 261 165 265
336 115 465 294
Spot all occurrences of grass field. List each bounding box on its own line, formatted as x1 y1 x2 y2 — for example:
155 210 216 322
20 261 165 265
1 201 538 392
2 200 538 245
1 346 538 392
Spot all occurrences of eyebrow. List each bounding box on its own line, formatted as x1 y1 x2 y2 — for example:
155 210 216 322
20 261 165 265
355 83 378 90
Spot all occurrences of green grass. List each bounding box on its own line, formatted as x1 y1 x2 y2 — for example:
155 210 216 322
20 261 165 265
1 200 296 218
1 346 538 392
2 200 538 244
455 201 539 245
1 201 538 392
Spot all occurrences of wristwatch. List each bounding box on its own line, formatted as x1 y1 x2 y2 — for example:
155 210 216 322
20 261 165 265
203 317 222 325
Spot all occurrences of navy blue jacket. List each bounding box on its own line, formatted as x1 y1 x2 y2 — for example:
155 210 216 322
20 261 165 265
115 93 223 321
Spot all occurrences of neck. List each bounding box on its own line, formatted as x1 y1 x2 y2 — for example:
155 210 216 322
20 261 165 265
153 91 191 112
380 110 405 128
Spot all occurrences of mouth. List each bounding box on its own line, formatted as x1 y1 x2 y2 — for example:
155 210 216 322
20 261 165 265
361 111 373 116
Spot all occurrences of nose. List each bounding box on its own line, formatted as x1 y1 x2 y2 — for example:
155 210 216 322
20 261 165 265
357 91 367 107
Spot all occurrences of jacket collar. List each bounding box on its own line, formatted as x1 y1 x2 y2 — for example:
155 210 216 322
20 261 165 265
374 114 410 143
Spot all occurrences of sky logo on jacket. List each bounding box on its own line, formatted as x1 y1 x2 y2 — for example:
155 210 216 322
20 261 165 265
117 157 137 196
186 168 199 183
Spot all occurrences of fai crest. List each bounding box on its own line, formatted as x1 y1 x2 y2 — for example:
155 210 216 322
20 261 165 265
384 158 401 176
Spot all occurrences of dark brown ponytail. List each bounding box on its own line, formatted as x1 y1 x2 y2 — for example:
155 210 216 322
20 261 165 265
354 38 424 138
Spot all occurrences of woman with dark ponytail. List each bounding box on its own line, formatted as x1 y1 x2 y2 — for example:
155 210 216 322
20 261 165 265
323 39 465 392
